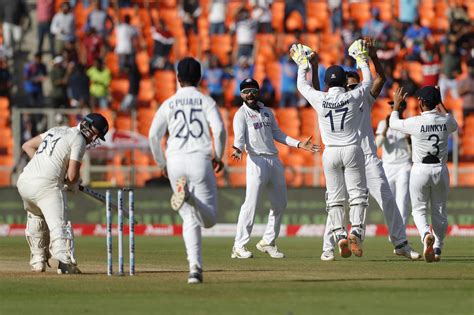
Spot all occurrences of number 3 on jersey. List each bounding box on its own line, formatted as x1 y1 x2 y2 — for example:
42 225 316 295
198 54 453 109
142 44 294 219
175 109 203 138
325 107 348 132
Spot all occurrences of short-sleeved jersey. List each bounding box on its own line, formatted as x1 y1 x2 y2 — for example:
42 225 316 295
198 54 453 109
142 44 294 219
376 120 411 164
21 126 86 185
389 109 458 164
148 86 226 167
358 93 377 155
233 102 299 156
297 65 373 146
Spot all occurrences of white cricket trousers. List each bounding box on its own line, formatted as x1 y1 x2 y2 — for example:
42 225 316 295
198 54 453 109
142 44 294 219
17 175 71 265
410 163 449 250
384 162 411 226
167 153 218 270
322 145 368 239
234 154 287 248
323 154 408 251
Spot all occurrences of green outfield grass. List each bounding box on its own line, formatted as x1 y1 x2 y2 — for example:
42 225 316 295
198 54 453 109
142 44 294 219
0 236 473 315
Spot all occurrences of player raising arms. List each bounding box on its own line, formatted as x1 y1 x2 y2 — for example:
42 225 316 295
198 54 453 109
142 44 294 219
294 41 371 258
389 86 458 262
17 113 109 274
231 78 320 259
313 39 420 261
148 57 226 283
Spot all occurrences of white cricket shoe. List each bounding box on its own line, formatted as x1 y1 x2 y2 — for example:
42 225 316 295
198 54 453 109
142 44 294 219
423 233 435 263
170 177 189 211
188 265 203 284
394 244 422 260
348 233 363 257
320 250 335 261
256 240 285 258
57 261 82 274
31 261 46 272
231 246 253 259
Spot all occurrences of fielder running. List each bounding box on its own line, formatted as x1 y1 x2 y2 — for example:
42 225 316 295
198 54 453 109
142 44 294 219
148 57 226 283
389 86 458 262
231 78 320 259
315 39 420 261
17 113 109 274
375 100 412 226
294 41 371 258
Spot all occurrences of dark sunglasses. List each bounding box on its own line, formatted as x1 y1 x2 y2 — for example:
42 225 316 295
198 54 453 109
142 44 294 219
347 84 358 90
241 88 259 95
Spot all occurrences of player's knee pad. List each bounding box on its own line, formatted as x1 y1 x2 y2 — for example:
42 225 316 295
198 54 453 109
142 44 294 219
327 205 345 234
50 224 72 265
25 213 50 265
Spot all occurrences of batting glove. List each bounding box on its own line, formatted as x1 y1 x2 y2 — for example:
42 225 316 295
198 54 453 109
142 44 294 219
290 43 311 70
348 39 369 68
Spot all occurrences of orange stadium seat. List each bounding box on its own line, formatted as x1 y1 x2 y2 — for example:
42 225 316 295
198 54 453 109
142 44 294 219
271 1 285 32
306 1 329 32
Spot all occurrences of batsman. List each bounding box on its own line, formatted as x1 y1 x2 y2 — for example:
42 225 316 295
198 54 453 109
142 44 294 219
17 113 109 274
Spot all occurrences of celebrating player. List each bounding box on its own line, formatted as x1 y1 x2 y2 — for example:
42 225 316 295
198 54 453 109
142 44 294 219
17 113 109 274
376 100 412 227
389 86 458 262
294 41 371 258
314 39 420 261
148 57 226 283
231 78 320 259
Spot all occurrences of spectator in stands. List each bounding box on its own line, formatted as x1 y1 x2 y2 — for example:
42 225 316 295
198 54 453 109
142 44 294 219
0 57 12 97
70 0 109 8
458 59 474 117
447 3 470 25
208 0 227 35
362 8 388 41
250 0 273 34
179 0 201 36
87 58 111 108
404 19 433 61
284 0 306 32
232 56 254 106
203 55 227 107
150 20 175 73
49 56 69 108
396 69 418 96
115 14 138 74
279 51 298 107
51 2 76 54
85 0 114 44
120 62 141 112
439 41 461 101
23 52 47 107
259 76 275 107
2 0 29 57
398 0 418 31
341 20 361 51
455 22 474 59
329 0 342 33
82 27 104 67
231 7 258 59
68 63 90 108
421 48 440 87
37 0 56 56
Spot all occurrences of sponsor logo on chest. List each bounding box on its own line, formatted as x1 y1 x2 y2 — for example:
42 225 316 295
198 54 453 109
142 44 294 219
250 112 271 130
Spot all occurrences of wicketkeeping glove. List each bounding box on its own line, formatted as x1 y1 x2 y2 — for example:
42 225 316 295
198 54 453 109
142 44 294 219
348 39 369 68
290 43 311 70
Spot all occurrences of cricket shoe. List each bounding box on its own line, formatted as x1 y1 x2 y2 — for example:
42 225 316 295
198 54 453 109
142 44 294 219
348 232 363 257
337 236 352 258
188 265 203 284
256 240 285 258
394 243 422 260
423 233 435 263
57 261 82 274
170 177 189 211
31 261 46 272
434 248 441 262
320 250 335 261
231 246 253 259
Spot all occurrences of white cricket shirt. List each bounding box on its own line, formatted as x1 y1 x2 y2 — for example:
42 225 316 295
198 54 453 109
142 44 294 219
148 86 226 167
297 64 373 146
233 102 299 156
376 119 411 164
21 126 86 185
389 109 458 164
358 93 377 155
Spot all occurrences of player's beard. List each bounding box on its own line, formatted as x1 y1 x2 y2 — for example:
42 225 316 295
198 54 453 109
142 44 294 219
244 96 259 110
